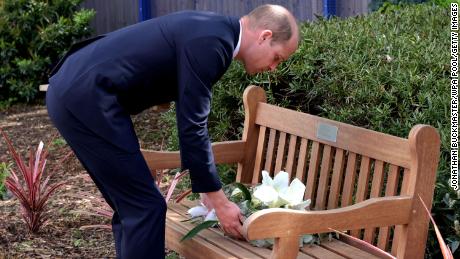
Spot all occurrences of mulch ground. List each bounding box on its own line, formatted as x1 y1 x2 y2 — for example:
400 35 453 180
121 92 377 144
0 103 182 258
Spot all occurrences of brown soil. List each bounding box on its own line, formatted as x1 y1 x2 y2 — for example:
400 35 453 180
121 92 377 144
0 104 182 258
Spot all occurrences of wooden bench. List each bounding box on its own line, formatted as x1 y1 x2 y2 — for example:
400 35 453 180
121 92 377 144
141 85 441 259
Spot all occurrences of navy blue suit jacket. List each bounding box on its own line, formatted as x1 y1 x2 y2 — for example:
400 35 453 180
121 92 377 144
49 11 240 193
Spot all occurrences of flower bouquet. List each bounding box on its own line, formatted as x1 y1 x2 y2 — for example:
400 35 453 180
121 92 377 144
181 170 315 248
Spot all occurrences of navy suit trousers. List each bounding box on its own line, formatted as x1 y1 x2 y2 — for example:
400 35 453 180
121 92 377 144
46 88 166 259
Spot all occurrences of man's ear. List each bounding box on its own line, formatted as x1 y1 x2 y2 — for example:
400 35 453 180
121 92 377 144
258 30 273 44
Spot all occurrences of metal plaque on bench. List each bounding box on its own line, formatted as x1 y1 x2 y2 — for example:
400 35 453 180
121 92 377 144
316 123 338 143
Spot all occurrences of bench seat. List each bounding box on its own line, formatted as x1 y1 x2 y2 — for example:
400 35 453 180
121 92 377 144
166 200 381 259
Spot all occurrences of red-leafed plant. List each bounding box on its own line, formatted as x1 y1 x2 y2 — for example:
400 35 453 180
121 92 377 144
1 129 66 233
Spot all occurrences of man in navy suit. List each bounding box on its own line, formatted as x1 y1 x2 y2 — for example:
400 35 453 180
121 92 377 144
46 4 299 258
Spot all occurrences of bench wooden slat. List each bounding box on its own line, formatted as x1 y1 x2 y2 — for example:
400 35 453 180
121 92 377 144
338 234 396 259
255 103 410 168
166 219 238 259
363 159 385 243
370 160 385 198
264 129 277 174
351 156 372 237
272 236 315 259
167 211 242 259
208 228 273 258
328 148 345 209
400 168 410 194
341 152 358 207
295 138 309 182
320 238 381 259
285 135 297 177
305 141 320 201
252 126 267 184
377 164 400 251
315 145 333 210
300 244 347 259
274 132 287 173
356 156 372 203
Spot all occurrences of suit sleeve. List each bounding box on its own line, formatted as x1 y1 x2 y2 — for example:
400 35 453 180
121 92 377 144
175 36 232 193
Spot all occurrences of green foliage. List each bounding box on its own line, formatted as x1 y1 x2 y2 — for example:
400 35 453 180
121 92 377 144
0 0 94 104
370 0 428 12
0 162 10 199
431 0 460 7
165 252 181 259
431 182 460 254
51 137 67 148
160 3 454 257
180 220 218 242
370 0 460 11
233 182 252 202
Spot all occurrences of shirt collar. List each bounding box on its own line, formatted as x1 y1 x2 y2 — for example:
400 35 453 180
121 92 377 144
233 20 242 58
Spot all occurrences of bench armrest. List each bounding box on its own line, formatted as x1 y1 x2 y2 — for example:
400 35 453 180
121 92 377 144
243 196 412 240
141 140 246 170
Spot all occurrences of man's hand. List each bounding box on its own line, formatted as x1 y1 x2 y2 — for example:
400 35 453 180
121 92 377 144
205 190 245 240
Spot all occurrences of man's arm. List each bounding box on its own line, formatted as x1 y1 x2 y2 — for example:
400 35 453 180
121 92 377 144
175 36 243 238
175 36 235 192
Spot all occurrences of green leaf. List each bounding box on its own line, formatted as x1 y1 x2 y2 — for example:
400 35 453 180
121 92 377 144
180 220 218 242
180 217 203 224
234 182 251 202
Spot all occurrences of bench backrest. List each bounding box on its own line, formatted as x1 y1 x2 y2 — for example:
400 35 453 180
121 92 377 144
236 86 440 257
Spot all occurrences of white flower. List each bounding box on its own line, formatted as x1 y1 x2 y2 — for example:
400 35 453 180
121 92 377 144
253 171 310 208
187 205 208 218
271 171 289 193
253 171 288 207
204 209 217 221
279 178 306 206
261 170 289 193
261 170 274 186
253 185 279 205
187 205 217 222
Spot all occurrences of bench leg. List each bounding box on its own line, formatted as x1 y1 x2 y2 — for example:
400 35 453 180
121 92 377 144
271 236 299 259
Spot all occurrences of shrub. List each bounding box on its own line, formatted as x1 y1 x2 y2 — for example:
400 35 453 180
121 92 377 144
370 0 427 11
0 0 94 105
159 3 454 257
370 0 460 11
1 129 66 233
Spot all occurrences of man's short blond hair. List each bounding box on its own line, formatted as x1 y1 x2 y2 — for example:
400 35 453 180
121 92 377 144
246 4 297 45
